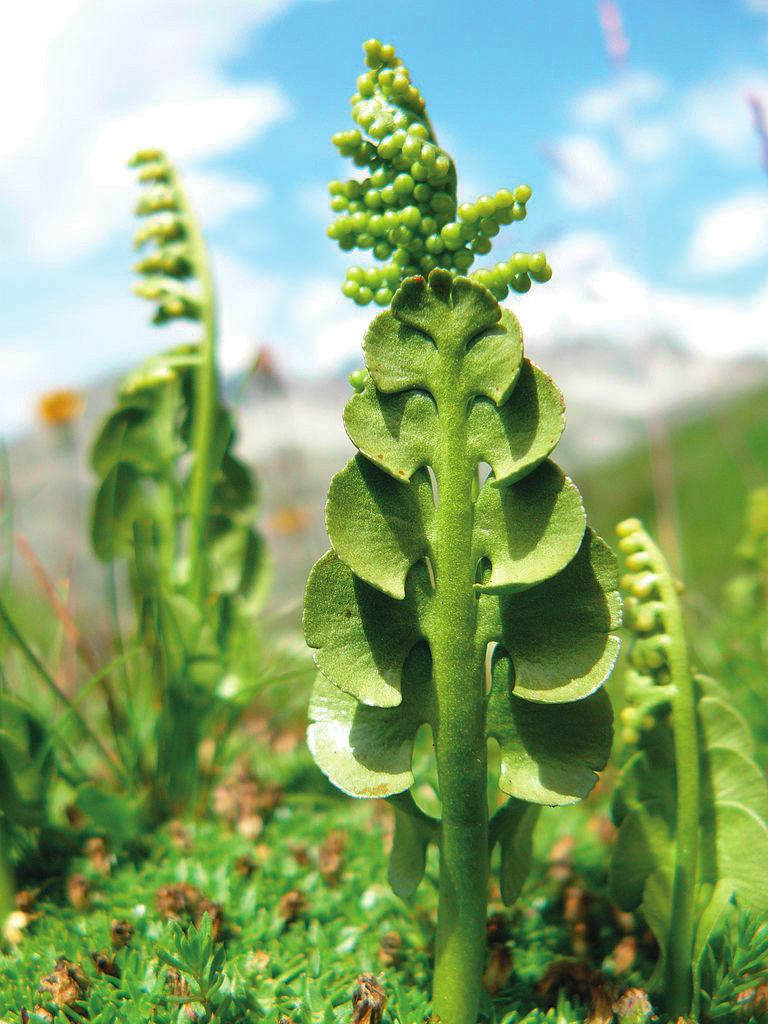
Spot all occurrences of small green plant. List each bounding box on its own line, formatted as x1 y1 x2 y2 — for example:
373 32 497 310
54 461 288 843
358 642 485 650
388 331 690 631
610 518 768 1020
307 231 620 1024
89 150 269 821
328 39 552 306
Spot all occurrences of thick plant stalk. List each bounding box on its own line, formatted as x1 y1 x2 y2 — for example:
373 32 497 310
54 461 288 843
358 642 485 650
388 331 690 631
430 352 488 1021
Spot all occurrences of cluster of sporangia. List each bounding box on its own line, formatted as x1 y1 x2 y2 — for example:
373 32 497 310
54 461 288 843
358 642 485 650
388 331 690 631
615 518 677 746
129 150 202 325
329 39 553 305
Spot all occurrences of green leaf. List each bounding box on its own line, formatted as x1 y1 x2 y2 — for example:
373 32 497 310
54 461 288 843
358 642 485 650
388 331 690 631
304 550 434 707
484 529 621 703
75 784 141 847
387 791 440 898
643 868 673 992
307 643 434 798
159 594 223 690
364 273 522 404
473 460 585 594
209 453 259 521
697 694 756 758
91 403 164 477
701 747 768 821
327 454 434 598
701 801 768 912
608 805 673 911
343 383 437 483
467 360 565 487
91 462 146 561
486 652 613 805
207 521 262 596
489 799 541 905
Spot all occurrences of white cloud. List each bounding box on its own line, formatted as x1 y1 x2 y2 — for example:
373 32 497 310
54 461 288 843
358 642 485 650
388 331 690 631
549 136 621 208
517 231 768 361
210 251 368 378
185 171 268 228
0 0 301 266
687 192 768 273
572 72 667 126
680 70 768 161
622 119 676 163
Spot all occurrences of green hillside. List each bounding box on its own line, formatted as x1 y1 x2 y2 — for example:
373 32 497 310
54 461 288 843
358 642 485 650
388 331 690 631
577 381 768 596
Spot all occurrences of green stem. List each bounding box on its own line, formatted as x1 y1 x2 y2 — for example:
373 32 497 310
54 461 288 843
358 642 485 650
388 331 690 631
652 543 699 1018
430 376 488 1024
177 172 219 610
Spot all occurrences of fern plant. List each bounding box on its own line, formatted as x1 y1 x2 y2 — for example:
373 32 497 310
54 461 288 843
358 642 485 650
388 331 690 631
89 150 268 821
305 261 621 1024
328 39 552 306
610 518 768 1021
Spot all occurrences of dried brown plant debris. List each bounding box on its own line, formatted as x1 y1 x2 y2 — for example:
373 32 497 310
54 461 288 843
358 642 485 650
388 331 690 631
249 949 271 973
84 836 112 875
166 966 199 1021
351 973 387 1024
736 984 768 1020
36 958 89 1016
15 889 39 914
67 873 91 911
378 931 403 969
154 883 225 938
486 913 510 946
604 935 638 975
110 918 134 950
547 834 575 882
168 820 193 851
613 987 655 1022
562 879 599 958
155 882 202 920
318 830 347 884
290 841 309 867
537 959 614 1023
234 854 258 877
213 766 283 837
91 950 119 978
483 945 513 996
277 888 306 924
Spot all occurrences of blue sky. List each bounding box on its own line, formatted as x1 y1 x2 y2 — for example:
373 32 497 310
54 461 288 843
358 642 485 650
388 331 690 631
2 0 768 436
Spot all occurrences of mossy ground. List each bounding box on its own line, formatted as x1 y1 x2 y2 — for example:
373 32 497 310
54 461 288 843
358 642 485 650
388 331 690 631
0 730 661 1024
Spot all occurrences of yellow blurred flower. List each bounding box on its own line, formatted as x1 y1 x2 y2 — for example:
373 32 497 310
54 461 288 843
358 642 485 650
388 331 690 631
36 388 85 427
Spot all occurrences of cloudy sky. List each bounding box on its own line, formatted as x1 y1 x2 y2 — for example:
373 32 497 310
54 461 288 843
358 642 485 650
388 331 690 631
2 0 768 436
